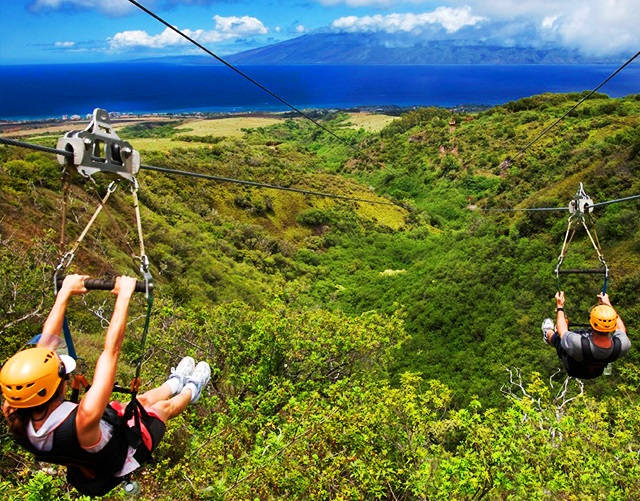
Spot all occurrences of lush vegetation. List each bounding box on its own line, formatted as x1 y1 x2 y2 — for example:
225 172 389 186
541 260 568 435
1 92 639 499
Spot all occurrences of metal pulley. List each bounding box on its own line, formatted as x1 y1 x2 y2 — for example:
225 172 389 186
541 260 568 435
56 108 140 183
568 182 594 216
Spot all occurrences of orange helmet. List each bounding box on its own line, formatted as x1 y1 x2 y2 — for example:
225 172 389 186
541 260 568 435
590 305 618 333
0 348 75 408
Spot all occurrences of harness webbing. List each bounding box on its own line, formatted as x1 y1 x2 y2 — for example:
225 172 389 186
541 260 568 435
54 181 119 294
62 316 77 360
580 334 621 364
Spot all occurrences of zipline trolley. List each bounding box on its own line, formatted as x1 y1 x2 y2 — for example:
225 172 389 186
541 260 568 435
554 183 609 294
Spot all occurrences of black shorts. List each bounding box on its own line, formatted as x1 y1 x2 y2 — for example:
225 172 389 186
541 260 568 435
127 405 167 464
145 414 166 452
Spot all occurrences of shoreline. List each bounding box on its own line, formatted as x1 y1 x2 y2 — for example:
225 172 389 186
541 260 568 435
0 104 491 133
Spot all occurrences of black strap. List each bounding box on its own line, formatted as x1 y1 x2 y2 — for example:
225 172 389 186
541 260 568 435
123 398 147 450
580 335 594 362
608 336 622 363
581 333 621 364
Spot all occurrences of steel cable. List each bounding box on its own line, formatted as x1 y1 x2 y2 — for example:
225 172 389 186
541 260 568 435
512 50 640 163
0 136 394 206
125 0 369 159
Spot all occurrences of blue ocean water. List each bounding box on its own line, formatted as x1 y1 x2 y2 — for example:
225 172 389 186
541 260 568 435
0 63 638 120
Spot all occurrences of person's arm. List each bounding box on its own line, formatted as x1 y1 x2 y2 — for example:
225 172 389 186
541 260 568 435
38 275 89 350
75 276 137 448
555 291 569 338
598 292 626 334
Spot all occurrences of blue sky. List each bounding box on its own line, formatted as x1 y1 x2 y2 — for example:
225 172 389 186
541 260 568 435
1 1 639 64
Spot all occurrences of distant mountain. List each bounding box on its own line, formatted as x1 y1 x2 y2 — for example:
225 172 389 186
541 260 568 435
225 32 622 65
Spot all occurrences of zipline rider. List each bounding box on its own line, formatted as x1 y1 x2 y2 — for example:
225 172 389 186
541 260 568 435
542 291 630 379
0 275 211 496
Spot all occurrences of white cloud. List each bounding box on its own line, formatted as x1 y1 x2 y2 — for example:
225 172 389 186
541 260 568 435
541 15 557 30
454 0 640 55
30 0 132 16
327 1 639 55
54 41 76 48
275 26 282 33
108 15 268 50
213 15 268 36
296 25 306 33
332 7 485 34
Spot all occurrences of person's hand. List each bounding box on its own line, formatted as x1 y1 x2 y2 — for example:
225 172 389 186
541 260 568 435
112 276 137 298
60 274 89 296
555 291 565 307
597 292 612 306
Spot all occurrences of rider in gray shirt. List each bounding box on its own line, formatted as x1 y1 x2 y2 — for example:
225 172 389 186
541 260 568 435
542 291 630 378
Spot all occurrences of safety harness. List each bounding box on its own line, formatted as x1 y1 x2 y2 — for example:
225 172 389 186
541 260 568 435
16 406 129 496
557 329 622 380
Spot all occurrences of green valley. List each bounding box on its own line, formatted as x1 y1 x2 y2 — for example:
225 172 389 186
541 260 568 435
1 93 640 499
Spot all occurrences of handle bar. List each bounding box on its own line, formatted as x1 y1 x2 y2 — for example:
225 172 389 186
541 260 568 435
56 276 152 293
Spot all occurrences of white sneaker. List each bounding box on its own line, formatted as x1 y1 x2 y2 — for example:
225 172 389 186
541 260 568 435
184 361 211 403
541 318 555 344
168 356 195 393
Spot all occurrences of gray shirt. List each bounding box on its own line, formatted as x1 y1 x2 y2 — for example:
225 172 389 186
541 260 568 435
561 329 631 362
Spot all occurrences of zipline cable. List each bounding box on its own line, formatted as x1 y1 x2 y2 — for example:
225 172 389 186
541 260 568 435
125 0 369 159
0 136 69 156
589 193 640 208
140 164 395 205
483 191 640 213
0 136 394 206
512 49 640 163
484 206 569 213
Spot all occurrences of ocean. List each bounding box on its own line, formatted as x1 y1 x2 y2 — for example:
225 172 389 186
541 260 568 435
0 63 638 120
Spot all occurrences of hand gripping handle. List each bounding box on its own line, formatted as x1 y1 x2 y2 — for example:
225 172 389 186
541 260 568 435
56 276 152 293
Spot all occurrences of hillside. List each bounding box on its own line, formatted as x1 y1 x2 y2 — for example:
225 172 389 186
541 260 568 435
226 32 622 65
1 95 640 499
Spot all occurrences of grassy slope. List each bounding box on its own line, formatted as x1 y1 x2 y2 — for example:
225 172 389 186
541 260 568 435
2 97 639 402
1 97 640 498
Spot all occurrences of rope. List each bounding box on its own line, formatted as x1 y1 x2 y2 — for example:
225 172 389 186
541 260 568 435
68 182 118 257
133 293 154 386
512 49 640 163
60 170 70 248
555 221 577 279
131 187 146 259
125 0 368 159
53 181 119 291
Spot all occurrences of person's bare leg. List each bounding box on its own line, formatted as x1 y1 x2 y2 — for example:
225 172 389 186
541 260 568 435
149 388 192 421
137 382 174 408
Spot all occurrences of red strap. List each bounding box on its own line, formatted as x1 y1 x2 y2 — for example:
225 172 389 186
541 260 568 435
109 402 153 451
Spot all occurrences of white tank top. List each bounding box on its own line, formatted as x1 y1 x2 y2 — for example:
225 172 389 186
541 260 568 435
26 401 140 476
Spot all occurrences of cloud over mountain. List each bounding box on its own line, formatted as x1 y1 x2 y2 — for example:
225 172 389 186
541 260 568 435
331 7 485 34
325 1 640 56
108 15 267 50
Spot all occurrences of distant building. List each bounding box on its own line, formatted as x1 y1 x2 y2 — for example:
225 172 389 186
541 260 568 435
62 115 68 121
70 115 81 121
